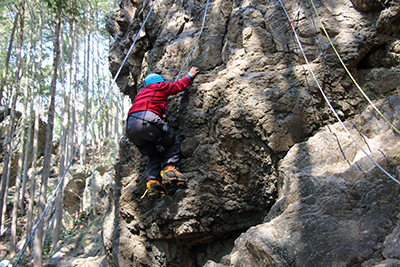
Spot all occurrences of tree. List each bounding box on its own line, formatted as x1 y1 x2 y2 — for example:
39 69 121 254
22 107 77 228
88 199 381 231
33 5 62 266
25 0 43 252
82 26 90 166
0 6 18 106
53 20 75 250
33 0 82 263
68 25 79 166
0 0 25 234
9 0 34 254
1 0 117 262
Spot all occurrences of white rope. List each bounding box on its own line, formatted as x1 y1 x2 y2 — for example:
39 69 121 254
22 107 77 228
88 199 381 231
276 0 400 185
175 0 209 81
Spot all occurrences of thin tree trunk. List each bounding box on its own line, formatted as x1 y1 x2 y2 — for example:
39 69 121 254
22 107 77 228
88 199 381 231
26 97 40 253
20 76 34 209
20 1 38 210
91 134 96 215
33 9 62 266
52 25 65 251
9 71 28 256
90 31 97 216
81 28 91 166
0 8 19 106
0 0 25 234
1 128 17 235
26 1 43 251
68 25 79 167
81 31 87 167
53 20 74 250
95 13 103 159
9 4 32 255
82 31 90 166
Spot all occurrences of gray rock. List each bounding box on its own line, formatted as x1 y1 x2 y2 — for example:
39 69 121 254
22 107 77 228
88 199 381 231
383 224 400 259
206 95 400 266
104 0 400 266
63 166 88 213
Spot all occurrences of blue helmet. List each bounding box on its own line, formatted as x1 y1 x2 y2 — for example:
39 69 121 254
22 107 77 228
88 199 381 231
144 73 164 86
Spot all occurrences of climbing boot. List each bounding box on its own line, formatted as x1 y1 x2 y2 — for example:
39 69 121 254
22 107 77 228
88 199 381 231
160 165 188 191
146 179 168 198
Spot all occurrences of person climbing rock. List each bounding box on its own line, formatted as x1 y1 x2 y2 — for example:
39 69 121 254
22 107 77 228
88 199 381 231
125 66 200 197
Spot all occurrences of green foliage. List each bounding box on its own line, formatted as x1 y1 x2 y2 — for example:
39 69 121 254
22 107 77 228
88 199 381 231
6 193 14 205
43 0 83 22
43 233 53 255
0 2 16 35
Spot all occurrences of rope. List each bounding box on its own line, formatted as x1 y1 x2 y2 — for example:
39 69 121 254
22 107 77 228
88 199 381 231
141 188 149 199
175 0 209 81
13 0 159 265
308 0 400 136
276 0 400 185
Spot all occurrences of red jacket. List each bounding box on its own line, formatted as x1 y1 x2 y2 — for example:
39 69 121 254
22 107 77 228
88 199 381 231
128 76 191 118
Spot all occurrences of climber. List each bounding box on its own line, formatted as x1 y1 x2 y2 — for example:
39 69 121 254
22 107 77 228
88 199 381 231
125 66 200 197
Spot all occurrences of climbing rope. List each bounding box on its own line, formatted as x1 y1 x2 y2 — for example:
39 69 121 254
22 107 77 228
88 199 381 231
276 0 400 185
13 0 160 265
308 0 400 135
175 0 209 81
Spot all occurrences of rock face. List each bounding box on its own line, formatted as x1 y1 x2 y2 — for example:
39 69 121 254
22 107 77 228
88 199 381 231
205 95 400 267
103 0 400 266
63 165 114 214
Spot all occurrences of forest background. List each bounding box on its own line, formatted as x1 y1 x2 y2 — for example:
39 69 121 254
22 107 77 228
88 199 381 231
0 0 127 265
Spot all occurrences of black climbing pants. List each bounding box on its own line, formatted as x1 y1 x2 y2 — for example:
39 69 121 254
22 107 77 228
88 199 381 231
125 111 180 182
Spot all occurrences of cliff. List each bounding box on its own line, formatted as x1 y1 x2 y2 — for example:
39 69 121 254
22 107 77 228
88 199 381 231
103 0 400 266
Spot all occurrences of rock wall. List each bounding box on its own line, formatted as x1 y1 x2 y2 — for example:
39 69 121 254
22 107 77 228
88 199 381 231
205 95 400 267
103 0 400 266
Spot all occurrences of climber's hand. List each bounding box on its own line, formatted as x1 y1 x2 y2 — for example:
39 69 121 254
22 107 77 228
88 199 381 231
188 67 199 78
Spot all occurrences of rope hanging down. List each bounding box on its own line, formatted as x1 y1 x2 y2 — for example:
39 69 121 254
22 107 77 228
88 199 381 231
308 0 400 136
276 0 400 185
13 1 160 266
175 0 209 81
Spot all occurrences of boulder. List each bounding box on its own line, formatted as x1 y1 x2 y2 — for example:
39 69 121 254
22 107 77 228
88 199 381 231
82 169 113 212
63 166 89 213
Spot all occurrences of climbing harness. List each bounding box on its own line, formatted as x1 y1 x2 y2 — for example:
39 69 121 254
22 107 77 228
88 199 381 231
308 0 400 135
13 0 160 266
128 112 168 140
276 0 400 185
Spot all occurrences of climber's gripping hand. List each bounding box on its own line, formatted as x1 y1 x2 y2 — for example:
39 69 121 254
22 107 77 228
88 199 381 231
188 67 199 79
